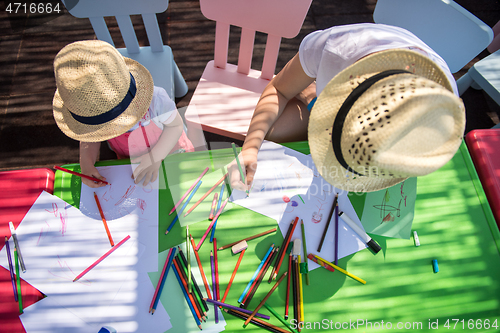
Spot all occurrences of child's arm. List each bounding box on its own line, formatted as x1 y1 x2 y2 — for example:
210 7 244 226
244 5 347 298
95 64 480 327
79 141 108 188
131 112 184 186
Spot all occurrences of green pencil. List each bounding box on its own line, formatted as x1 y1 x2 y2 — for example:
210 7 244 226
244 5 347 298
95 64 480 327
231 142 249 196
14 248 23 314
300 219 310 285
263 302 298 333
186 225 192 293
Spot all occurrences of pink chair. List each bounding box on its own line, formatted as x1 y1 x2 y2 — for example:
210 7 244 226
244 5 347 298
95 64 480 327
184 0 312 148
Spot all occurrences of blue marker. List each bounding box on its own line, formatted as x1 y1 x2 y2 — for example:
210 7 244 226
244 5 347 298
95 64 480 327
432 259 439 273
165 180 202 234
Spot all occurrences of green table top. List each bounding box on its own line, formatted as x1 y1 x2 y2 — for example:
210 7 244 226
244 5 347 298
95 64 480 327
54 141 500 333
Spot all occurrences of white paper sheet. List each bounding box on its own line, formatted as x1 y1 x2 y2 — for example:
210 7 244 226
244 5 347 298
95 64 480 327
230 141 368 270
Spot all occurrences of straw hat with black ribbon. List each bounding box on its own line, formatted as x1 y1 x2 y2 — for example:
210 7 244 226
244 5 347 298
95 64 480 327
308 49 465 192
53 40 154 142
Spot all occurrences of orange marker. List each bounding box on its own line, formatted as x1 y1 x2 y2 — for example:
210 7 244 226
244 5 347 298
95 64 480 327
94 192 114 246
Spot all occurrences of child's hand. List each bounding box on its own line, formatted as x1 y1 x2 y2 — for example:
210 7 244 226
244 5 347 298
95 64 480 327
228 149 258 192
131 153 162 186
80 165 107 188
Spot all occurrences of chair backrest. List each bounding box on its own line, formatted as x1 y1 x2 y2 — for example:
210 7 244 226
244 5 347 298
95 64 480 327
373 0 493 73
200 0 312 79
61 0 169 54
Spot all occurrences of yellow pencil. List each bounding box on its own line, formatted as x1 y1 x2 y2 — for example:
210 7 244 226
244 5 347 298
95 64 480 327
298 254 304 324
313 254 366 285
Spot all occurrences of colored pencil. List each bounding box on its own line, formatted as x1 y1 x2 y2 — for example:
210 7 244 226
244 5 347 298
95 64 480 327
73 235 130 282
312 254 366 284
178 246 208 313
210 183 225 242
152 249 176 314
264 302 299 333
186 225 192 293
243 272 288 327
196 198 228 251
270 217 299 282
150 247 174 313
295 256 301 329
184 173 228 217
208 193 218 220
213 238 220 303
218 228 277 250
204 298 270 320
291 255 297 325
307 253 335 273
165 180 202 234
14 249 23 314
54 165 109 185
298 254 304 325
172 262 202 329
285 252 292 320
334 203 339 265
174 257 205 321
317 194 338 252
210 250 218 324
9 222 26 273
231 142 249 196
190 235 212 299
238 244 274 303
224 309 287 333
94 192 114 246
5 237 18 301
221 248 245 303
242 246 278 308
300 220 310 285
268 221 294 283
169 167 209 215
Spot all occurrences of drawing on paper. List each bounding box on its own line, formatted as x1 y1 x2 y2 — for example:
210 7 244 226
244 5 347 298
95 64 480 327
310 189 334 224
373 181 408 224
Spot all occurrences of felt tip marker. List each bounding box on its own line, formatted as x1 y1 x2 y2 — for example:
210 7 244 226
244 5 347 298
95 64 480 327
338 211 381 254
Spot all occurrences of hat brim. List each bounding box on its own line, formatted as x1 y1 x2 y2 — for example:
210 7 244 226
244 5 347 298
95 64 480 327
53 57 154 142
308 49 453 192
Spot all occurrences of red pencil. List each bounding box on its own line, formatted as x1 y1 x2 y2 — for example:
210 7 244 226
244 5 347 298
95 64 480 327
272 217 299 281
149 248 173 313
221 249 245 303
54 166 109 185
184 173 228 217
190 235 212 299
173 259 204 322
196 198 228 251
169 167 209 215
73 235 130 282
94 192 114 246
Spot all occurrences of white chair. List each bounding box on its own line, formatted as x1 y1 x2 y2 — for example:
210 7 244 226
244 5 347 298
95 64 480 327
184 0 312 148
373 0 493 74
456 49 500 105
61 0 188 99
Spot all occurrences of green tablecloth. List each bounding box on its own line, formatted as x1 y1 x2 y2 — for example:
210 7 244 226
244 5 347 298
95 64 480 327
54 141 500 333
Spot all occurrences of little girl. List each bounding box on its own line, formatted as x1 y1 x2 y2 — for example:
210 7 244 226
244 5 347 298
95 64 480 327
52 40 194 187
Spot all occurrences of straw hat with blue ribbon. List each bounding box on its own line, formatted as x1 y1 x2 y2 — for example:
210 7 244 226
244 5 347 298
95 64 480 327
308 49 465 192
53 40 154 142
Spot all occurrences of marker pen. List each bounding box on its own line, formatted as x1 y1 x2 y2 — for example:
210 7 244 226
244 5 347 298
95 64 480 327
338 211 381 254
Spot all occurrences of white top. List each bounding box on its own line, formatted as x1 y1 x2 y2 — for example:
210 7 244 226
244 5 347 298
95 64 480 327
298 23 458 96
128 86 177 132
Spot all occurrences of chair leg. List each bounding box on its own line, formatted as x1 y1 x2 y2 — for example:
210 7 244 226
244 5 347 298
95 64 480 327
457 72 474 96
173 61 188 98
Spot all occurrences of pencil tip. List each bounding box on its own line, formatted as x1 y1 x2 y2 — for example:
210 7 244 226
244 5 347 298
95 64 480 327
165 231 169 235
